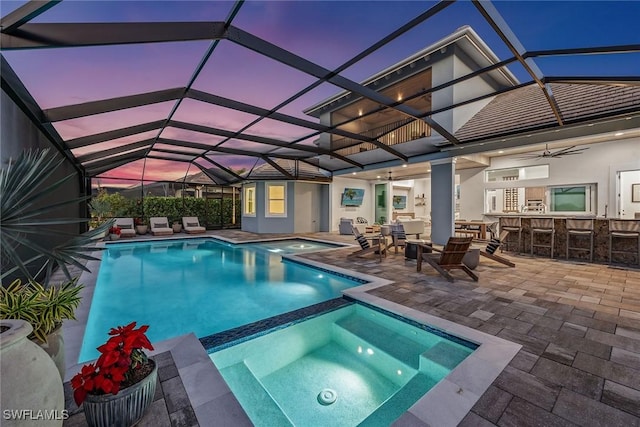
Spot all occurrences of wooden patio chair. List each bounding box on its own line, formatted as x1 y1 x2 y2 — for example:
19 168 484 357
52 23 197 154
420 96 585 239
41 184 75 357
480 230 516 267
348 226 387 261
417 236 478 282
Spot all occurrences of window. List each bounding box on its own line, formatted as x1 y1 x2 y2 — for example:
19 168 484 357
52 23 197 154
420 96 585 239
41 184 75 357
244 184 256 216
549 185 595 213
266 183 286 217
485 165 549 182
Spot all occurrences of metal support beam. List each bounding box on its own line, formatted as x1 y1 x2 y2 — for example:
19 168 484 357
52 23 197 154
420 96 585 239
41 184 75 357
83 148 148 170
85 155 145 176
43 88 185 122
76 139 155 163
0 55 83 173
168 120 364 169
0 22 227 49
157 137 308 161
226 25 460 146
193 162 224 185
200 156 245 182
66 121 165 149
187 88 401 148
472 0 564 125
1 0 61 34
261 156 295 179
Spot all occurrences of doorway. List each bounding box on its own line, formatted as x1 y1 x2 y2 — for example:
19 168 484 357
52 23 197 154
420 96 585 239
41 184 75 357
375 183 387 224
618 169 640 219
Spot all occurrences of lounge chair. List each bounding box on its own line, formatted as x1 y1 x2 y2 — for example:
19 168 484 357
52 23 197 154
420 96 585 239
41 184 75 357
347 226 387 261
182 217 206 234
114 218 137 238
149 217 173 236
417 236 478 282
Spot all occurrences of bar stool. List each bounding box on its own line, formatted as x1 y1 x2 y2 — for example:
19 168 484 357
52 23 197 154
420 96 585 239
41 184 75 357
609 219 640 265
566 218 594 262
499 217 522 253
531 217 555 258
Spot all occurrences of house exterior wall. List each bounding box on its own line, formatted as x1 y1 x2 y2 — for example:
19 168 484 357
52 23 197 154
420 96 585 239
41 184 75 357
458 136 640 220
241 181 328 234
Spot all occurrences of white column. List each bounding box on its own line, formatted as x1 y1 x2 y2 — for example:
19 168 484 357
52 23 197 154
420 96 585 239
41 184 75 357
430 158 456 245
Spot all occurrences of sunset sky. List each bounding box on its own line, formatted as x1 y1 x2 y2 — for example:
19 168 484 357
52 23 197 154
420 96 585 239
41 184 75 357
2 1 639 186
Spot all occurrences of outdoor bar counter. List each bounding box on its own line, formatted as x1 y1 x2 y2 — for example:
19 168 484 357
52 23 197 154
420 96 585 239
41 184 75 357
490 215 640 265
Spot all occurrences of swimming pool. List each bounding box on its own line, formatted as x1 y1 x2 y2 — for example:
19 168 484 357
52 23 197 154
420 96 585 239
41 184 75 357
210 303 477 426
79 238 360 362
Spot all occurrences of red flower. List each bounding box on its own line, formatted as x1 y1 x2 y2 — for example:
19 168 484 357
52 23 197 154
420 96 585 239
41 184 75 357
108 226 121 235
71 322 154 405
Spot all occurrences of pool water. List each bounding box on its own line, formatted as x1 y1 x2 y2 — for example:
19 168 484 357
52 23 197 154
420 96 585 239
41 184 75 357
248 239 344 254
210 304 477 427
79 238 359 362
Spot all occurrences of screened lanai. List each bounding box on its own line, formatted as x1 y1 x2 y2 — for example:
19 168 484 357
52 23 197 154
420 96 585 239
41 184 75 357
1 0 640 229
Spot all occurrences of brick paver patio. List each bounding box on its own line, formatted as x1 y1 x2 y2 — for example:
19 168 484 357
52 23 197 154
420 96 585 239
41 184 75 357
214 230 640 426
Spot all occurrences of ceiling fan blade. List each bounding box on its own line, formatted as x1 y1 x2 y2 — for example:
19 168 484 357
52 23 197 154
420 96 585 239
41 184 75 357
550 145 578 155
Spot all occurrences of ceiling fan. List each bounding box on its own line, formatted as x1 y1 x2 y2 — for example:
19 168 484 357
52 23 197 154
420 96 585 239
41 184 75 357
517 144 589 160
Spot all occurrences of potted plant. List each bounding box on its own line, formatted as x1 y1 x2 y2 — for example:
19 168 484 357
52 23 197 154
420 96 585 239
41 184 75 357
0 278 83 378
72 322 156 427
134 218 148 235
108 225 122 240
171 218 182 233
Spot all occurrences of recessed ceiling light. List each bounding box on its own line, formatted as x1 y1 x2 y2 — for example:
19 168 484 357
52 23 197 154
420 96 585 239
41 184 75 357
352 172 356 175
402 164 407 168
427 169 431 172
498 150 504 154
615 132 624 136
587 123 594 127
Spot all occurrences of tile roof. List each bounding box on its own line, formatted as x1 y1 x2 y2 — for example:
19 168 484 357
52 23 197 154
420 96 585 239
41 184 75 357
455 83 640 142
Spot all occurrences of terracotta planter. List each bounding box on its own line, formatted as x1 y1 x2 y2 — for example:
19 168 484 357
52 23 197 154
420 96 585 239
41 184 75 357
38 325 65 380
82 360 157 427
135 225 148 235
109 234 120 241
172 223 182 233
0 319 64 427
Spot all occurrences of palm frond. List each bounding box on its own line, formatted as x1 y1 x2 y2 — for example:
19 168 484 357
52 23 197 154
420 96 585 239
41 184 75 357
1 148 109 283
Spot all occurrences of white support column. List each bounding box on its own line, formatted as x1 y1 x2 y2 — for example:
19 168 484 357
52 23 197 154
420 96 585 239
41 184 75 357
430 158 456 245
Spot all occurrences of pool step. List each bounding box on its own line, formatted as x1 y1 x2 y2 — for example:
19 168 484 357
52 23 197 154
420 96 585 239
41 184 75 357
219 362 293 427
334 314 428 369
420 341 473 381
357 373 438 427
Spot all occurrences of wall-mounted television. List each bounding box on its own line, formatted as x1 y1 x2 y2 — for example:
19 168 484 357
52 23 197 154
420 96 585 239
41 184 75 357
392 195 407 209
341 188 364 206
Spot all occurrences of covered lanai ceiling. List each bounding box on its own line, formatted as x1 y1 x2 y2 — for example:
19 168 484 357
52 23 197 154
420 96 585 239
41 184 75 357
1 0 639 186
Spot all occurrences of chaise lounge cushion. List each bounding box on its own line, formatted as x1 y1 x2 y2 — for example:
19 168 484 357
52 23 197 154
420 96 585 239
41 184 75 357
150 217 174 236
182 217 206 234
114 218 137 238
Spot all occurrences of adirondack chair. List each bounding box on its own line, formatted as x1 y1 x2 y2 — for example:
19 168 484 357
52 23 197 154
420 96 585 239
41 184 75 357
348 226 387 261
417 236 478 282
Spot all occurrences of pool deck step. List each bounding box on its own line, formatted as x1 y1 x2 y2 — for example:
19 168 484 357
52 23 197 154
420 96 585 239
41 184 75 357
219 362 293 427
334 315 428 369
